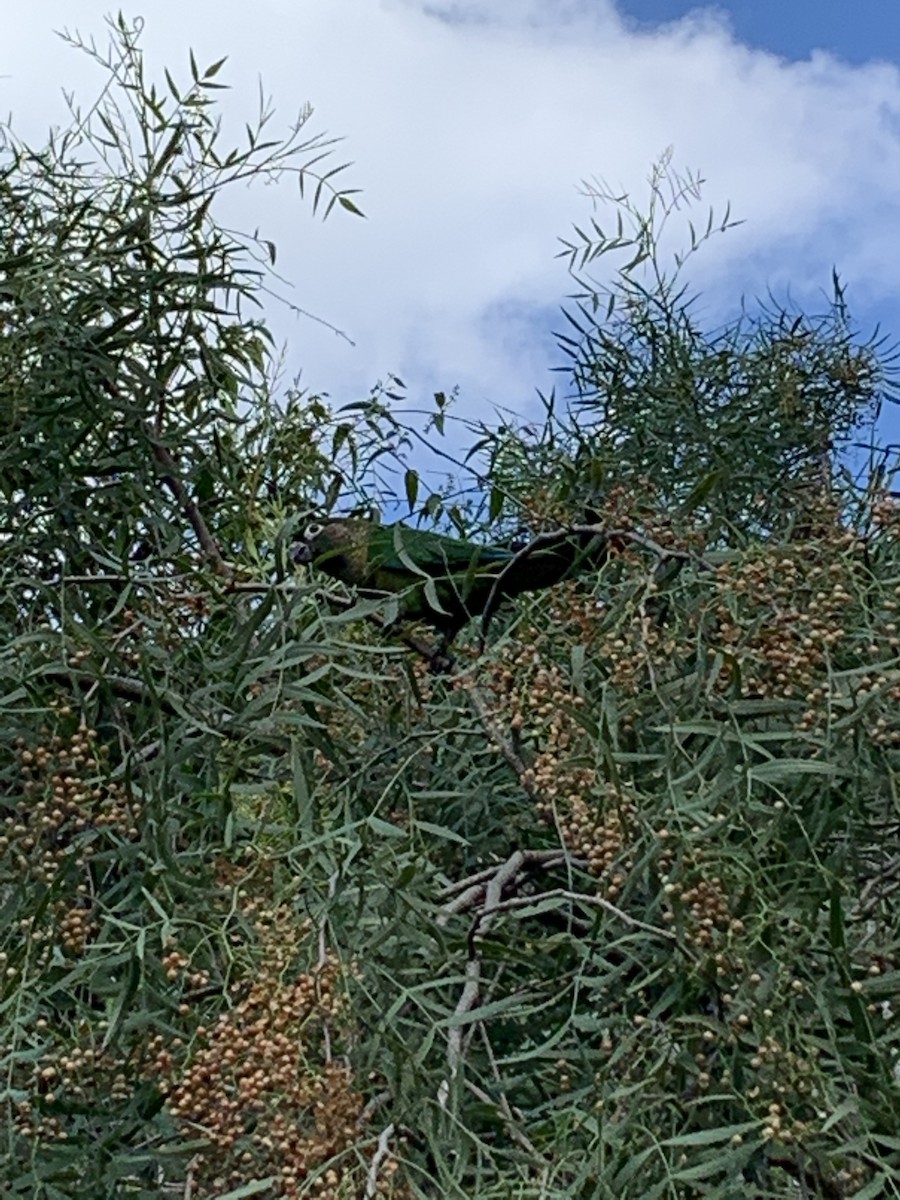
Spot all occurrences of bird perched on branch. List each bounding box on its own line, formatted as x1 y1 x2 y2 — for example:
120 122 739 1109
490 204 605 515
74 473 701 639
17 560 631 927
293 517 608 645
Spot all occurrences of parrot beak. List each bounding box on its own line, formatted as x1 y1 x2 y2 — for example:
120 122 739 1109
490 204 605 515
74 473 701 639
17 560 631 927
292 522 324 565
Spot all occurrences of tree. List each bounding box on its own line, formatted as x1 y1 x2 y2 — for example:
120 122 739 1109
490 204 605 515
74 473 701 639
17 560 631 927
0 19 393 1198
3 24 899 1198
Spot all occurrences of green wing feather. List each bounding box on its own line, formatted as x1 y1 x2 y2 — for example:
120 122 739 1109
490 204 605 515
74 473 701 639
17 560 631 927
295 517 605 638
366 523 514 576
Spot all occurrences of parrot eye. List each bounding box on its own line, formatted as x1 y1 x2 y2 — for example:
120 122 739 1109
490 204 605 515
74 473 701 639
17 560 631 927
292 522 325 565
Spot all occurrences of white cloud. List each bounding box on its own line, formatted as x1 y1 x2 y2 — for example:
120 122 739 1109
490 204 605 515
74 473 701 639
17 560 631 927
4 0 900 446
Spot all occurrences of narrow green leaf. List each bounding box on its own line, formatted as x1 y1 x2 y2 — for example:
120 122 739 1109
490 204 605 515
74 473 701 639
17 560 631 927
405 468 419 511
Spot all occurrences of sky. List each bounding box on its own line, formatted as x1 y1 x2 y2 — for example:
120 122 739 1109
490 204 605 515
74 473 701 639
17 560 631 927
4 1 900 482
619 1 900 67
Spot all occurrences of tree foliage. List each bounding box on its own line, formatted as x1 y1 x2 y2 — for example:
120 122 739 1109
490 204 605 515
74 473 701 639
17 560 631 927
2 23 900 1200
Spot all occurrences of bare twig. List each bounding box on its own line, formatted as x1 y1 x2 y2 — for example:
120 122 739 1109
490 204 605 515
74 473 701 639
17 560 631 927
358 1090 392 1125
440 849 530 1104
473 1023 546 1159
317 871 340 1064
438 844 681 1107
859 853 900 916
437 842 692 1109
463 684 534 783
40 667 180 712
143 422 230 577
465 1078 543 1160
488 888 678 942
111 737 162 779
364 1123 397 1200
318 871 339 970
438 849 585 906
43 573 290 595
47 572 173 586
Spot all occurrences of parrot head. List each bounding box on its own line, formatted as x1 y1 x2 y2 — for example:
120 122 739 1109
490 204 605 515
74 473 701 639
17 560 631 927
290 522 320 564
291 519 373 586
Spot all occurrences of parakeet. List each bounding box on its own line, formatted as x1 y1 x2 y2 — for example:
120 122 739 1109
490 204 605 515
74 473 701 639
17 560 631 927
293 517 605 641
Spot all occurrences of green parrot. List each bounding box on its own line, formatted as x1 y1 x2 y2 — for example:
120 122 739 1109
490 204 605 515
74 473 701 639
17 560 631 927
293 517 605 641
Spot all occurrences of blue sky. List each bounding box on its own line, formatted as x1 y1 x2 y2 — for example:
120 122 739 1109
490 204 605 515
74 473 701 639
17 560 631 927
620 1 900 67
4 0 900 473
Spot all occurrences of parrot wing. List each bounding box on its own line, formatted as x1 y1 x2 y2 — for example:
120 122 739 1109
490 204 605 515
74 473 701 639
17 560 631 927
365 523 515 579
294 517 609 641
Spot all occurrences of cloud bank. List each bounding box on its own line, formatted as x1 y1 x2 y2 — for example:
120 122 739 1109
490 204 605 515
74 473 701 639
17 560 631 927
4 0 900 439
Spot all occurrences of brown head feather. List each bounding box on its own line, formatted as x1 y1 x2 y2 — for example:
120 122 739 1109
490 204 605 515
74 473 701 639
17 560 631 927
298 519 373 587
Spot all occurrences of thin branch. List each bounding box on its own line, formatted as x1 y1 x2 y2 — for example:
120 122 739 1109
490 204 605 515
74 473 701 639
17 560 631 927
358 1090 392 1126
439 955 481 1111
438 844 684 1108
474 1022 546 1159
364 1123 397 1200
437 839 694 1110
438 849 584 904
765 1153 847 1200
440 849 529 1103
489 888 678 942
465 1078 543 1160
313 588 448 669
859 854 900 916
144 422 230 576
110 737 162 779
40 667 180 713
42 572 268 592
478 522 713 645
463 684 534 783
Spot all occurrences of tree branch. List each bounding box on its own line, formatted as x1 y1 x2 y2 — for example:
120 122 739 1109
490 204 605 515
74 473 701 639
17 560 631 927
478 522 714 645
144 422 230 577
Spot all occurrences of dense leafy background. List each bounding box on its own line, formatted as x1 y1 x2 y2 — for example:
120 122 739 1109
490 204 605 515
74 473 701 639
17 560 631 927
2 19 899 1199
